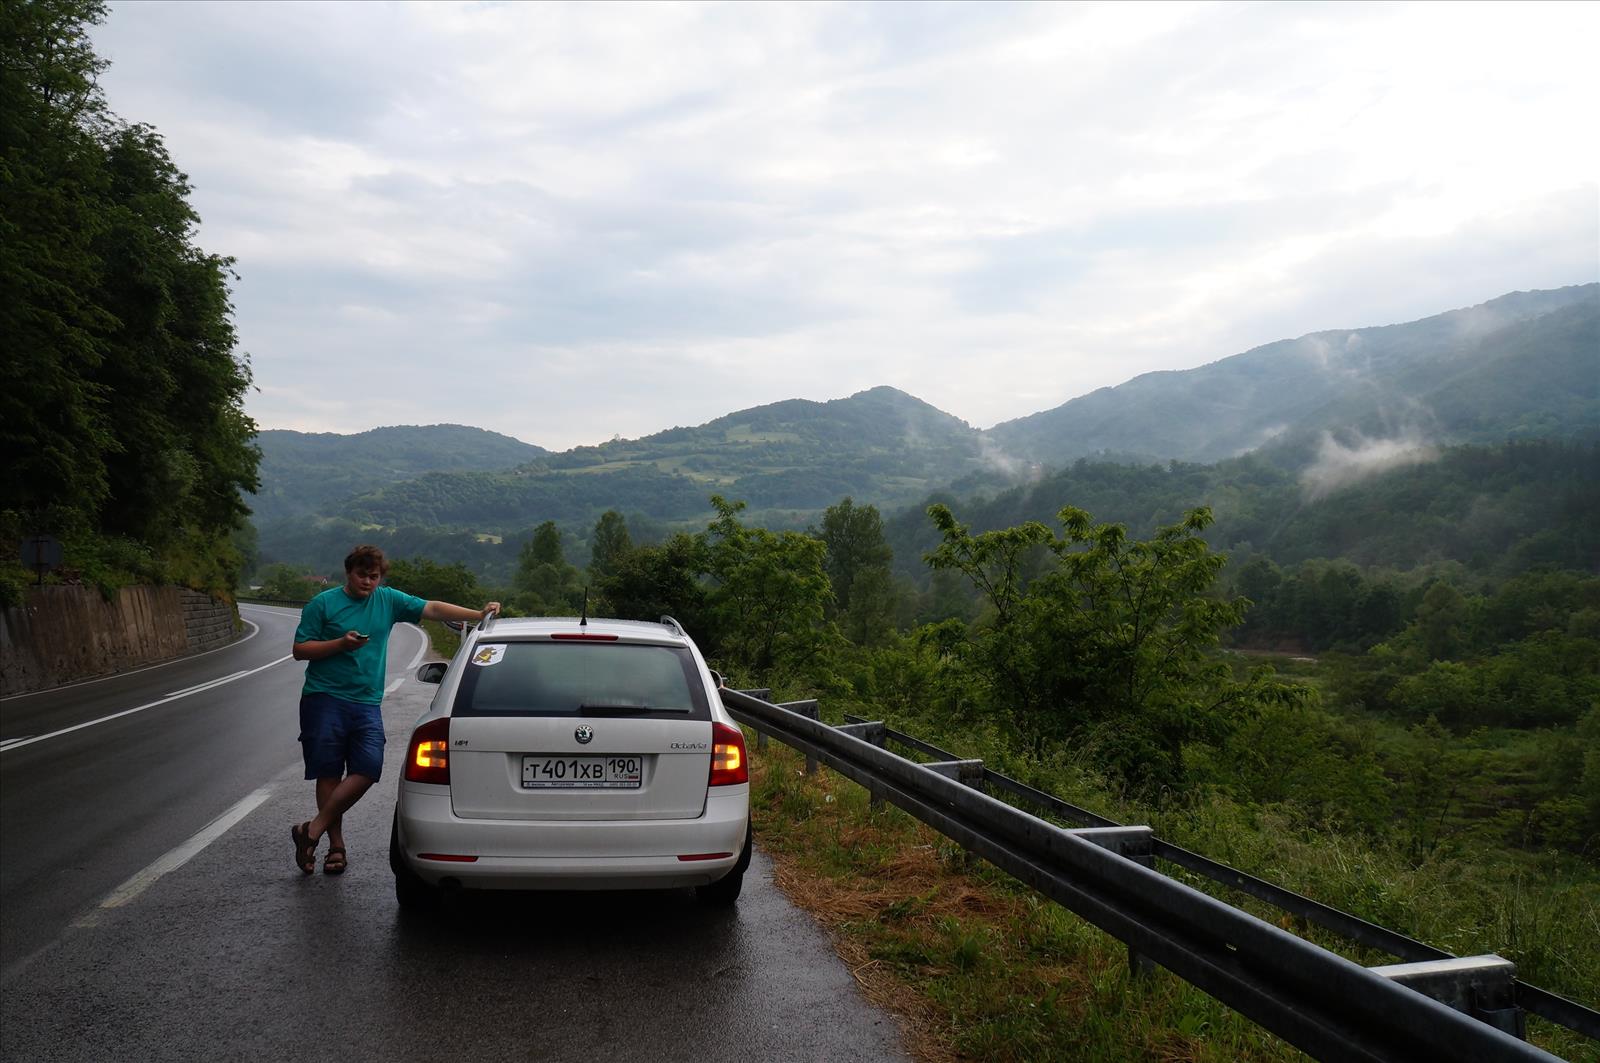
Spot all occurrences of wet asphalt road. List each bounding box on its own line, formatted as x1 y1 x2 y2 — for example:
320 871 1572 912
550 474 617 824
0 605 910 1062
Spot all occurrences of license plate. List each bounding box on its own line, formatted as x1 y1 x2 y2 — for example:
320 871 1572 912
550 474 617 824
521 754 642 789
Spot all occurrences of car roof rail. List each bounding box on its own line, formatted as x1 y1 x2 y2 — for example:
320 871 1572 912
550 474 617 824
659 615 685 636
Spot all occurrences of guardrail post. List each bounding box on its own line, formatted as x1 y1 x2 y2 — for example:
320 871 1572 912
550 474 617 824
840 720 889 807
925 759 986 793
736 689 772 748
779 700 820 774
1370 956 1526 1040
1071 827 1159 978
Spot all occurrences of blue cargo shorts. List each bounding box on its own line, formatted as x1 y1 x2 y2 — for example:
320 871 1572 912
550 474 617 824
298 692 386 781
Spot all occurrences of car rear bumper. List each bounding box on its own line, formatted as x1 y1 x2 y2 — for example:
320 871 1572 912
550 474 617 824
396 784 750 890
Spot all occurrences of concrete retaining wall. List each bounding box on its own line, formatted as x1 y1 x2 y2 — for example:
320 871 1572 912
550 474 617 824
0 585 241 697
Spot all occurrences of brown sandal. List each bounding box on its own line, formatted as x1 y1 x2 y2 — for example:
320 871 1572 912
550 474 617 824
291 821 318 875
323 847 347 875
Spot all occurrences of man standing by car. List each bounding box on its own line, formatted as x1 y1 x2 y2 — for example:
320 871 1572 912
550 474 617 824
289 545 498 876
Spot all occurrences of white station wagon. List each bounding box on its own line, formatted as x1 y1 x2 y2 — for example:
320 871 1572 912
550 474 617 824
390 614 752 908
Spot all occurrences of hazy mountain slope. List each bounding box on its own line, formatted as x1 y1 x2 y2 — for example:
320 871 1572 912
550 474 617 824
544 386 987 501
342 465 713 528
248 286 1598 575
1407 298 1600 441
985 284 1598 465
326 386 991 531
885 440 1600 585
251 424 547 525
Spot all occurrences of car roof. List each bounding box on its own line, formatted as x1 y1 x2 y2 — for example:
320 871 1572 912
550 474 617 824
473 616 690 645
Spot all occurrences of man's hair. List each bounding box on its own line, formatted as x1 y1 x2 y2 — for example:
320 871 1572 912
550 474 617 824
344 544 388 575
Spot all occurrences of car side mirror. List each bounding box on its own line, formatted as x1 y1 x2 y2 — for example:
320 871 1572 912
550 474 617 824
416 661 448 684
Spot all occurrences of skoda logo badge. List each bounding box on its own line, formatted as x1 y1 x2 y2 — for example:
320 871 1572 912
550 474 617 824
575 725 594 745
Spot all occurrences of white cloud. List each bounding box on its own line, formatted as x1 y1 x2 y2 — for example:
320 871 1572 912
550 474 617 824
1301 431 1441 501
92 0 1600 451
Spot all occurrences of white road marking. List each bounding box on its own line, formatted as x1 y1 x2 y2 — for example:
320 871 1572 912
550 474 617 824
74 786 274 925
0 736 35 751
165 670 248 697
402 622 428 670
385 677 405 694
0 655 294 754
0 616 263 702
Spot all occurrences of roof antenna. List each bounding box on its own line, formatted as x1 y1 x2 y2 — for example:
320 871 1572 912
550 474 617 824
580 586 589 628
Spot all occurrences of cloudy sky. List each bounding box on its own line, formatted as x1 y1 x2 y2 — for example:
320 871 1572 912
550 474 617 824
92 1 1598 452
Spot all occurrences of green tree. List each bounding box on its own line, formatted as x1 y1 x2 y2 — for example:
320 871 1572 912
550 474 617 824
817 497 897 646
1231 556 1283 645
595 532 711 637
927 503 1301 792
514 521 582 614
386 556 482 607
0 0 116 531
0 0 258 594
1394 660 1482 728
703 496 833 682
1392 715 1482 863
588 510 633 584
817 497 892 615
231 519 259 580
94 123 257 548
1206 701 1391 833
1412 582 1474 661
255 563 320 602
838 565 899 647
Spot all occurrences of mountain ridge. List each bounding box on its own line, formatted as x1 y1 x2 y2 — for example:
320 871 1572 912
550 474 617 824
249 283 1598 570
985 283 1597 463
251 423 548 526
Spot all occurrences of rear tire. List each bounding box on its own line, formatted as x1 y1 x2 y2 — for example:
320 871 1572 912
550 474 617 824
390 811 437 913
395 868 437 912
696 824 752 907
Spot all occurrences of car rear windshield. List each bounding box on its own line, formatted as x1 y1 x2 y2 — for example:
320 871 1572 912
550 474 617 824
451 641 711 720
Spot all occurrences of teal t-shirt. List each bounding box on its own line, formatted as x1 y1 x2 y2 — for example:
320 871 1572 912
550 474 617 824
295 584 427 704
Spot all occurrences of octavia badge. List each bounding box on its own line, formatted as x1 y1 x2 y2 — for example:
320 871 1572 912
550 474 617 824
575 725 594 745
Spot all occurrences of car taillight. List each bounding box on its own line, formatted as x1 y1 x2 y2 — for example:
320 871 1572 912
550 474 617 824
709 721 748 786
405 717 450 784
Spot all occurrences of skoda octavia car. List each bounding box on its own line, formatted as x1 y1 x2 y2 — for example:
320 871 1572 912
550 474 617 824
390 614 751 909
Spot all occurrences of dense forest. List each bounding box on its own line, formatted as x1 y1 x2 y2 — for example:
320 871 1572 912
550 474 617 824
249 437 1599 602
0 0 259 604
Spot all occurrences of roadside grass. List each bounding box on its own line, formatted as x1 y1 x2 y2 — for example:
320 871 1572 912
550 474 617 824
747 736 1598 1062
419 618 463 659
748 742 1306 1062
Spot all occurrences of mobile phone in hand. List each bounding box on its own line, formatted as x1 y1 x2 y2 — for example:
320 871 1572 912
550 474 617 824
352 631 369 641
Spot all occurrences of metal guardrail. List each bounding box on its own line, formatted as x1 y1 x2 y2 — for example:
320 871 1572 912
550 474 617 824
721 688 1599 1062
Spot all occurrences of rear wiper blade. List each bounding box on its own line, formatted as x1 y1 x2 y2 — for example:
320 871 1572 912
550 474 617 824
578 703 691 714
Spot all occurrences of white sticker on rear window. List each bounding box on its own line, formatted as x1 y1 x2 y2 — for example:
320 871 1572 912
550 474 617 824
470 645 505 667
